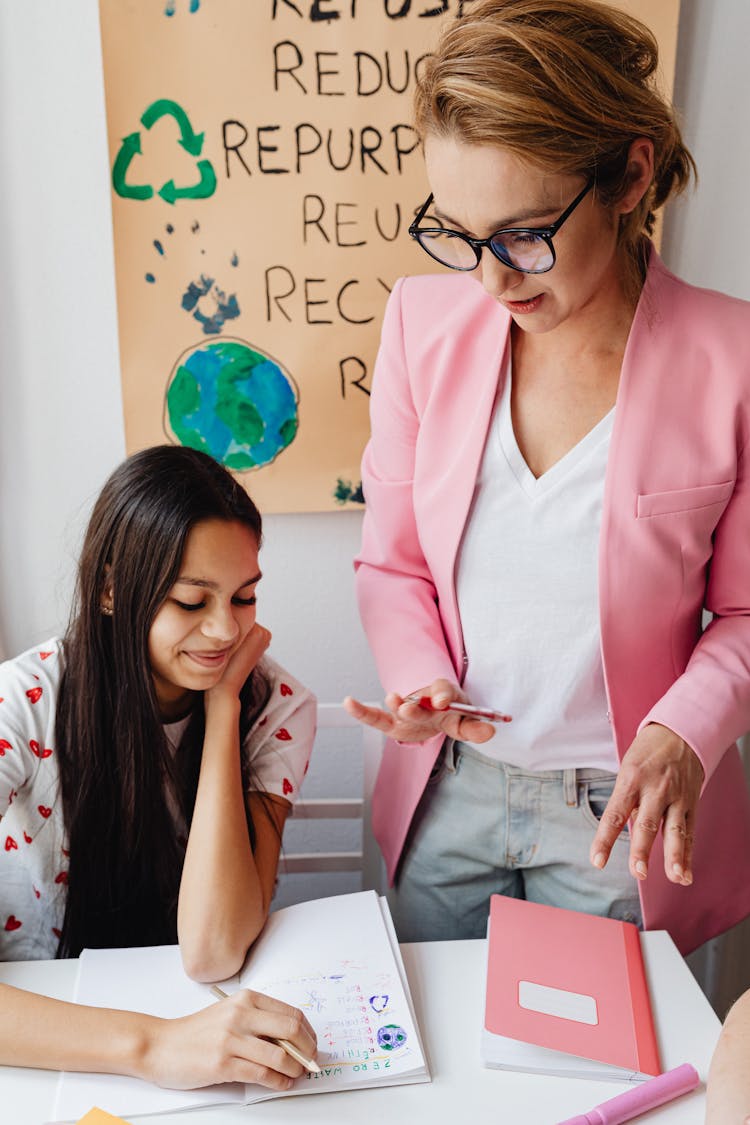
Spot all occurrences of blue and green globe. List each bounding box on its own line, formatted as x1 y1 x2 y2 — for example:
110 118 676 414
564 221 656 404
165 338 299 471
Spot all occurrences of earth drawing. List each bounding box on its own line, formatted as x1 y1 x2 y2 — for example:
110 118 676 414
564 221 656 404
165 337 299 472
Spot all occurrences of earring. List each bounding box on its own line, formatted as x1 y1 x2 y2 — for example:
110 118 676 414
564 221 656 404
100 605 113 617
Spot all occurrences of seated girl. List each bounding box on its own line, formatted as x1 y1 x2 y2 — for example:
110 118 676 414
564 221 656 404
0 444 317 1091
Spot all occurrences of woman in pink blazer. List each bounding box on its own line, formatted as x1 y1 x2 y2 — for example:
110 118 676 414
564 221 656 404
345 0 750 955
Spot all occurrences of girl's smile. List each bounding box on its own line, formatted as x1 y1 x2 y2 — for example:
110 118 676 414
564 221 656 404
148 518 261 718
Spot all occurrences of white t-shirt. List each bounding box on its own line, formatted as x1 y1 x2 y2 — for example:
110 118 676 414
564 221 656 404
0 640 315 960
456 370 618 772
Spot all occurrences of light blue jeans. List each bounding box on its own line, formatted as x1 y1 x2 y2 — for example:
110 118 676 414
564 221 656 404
388 740 642 942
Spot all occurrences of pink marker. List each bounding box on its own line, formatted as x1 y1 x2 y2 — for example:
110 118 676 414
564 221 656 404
404 694 512 724
556 1063 700 1125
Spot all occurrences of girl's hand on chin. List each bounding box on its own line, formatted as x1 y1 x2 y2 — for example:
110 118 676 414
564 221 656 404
207 623 272 704
142 988 317 1091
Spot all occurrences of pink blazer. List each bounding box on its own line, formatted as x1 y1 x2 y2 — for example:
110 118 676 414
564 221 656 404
356 249 750 956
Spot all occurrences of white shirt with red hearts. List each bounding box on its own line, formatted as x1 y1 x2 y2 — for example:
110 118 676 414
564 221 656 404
0 641 315 960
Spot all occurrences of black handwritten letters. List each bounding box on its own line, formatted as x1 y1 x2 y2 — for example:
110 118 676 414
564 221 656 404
273 42 430 96
223 120 419 177
272 1 480 20
232 3 458 402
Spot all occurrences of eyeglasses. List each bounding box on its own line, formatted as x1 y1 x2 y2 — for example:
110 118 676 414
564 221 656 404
408 177 595 275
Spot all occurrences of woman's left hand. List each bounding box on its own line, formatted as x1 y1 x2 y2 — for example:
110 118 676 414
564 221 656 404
589 722 705 886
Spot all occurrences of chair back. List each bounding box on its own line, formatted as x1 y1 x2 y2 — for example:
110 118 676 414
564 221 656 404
274 703 385 907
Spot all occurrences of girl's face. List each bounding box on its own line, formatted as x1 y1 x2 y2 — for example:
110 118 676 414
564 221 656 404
148 518 261 718
422 136 641 337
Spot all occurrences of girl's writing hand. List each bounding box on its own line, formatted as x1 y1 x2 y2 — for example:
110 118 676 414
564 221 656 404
142 989 317 1091
344 679 495 744
589 722 704 886
207 623 271 705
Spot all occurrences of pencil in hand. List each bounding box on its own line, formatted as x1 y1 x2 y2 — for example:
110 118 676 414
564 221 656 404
209 984 321 1074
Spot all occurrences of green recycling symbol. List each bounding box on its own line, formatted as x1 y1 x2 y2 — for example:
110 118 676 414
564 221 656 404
112 98 217 204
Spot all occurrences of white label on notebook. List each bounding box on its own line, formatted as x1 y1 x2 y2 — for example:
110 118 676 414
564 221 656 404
518 980 598 1025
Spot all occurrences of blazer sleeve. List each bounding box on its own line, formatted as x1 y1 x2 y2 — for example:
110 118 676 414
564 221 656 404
355 278 459 695
641 431 750 785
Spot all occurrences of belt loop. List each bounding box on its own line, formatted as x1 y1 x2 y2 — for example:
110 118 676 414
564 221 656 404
563 767 578 808
443 737 458 773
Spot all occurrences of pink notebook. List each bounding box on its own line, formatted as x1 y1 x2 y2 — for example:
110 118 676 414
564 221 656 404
482 895 661 1082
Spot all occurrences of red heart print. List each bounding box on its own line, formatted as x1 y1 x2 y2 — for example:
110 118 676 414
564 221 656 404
52 927 62 939
258 716 268 727
24 831 32 844
282 777 293 795
29 740 52 759
62 847 70 857
26 687 42 704
275 728 292 741
303 759 310 776
55 871 68 885
33 886 40 899
38 805 52 819
280 683 293 697
4 915 21 931
0 739 11 755
4 836 17 851
39 651 53 660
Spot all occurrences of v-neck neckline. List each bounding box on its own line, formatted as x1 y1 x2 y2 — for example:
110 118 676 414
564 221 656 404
497 370 615 499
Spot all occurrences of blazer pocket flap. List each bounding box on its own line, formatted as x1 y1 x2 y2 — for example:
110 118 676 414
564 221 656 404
637 480 734 519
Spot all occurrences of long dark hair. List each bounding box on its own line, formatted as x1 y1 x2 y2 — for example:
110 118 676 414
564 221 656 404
55 445 271 957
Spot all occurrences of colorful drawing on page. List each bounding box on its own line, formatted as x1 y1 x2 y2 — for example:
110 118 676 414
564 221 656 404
251 968 414 1080
377 1024 408 1051
302 988 327 1014
164 338 299 471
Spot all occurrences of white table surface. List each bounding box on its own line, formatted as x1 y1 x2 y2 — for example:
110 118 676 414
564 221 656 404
0 931 720 1125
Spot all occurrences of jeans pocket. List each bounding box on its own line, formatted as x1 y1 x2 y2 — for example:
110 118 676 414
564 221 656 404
580 776 630 837
426 739 455 788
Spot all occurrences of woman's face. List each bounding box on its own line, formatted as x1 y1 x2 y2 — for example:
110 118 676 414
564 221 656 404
423 136 632 337
148 517 260 718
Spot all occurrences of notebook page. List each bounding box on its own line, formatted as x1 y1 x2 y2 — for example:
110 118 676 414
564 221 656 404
238 890 427 1101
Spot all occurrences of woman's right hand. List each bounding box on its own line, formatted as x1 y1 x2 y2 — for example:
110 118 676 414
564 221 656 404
142 989 317 1091
344 678 495 744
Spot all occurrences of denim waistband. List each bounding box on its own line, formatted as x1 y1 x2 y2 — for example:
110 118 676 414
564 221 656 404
444 739 618 808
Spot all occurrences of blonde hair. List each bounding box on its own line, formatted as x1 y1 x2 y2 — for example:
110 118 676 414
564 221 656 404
415 0 696 297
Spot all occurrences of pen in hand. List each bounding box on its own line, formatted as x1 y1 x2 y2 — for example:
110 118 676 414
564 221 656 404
209 985 321 1074
404 694 512 724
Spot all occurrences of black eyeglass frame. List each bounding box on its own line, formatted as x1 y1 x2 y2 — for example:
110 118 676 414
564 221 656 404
408 177 595 275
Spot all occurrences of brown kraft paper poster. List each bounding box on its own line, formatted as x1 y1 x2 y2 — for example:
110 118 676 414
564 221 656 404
98 0 679 513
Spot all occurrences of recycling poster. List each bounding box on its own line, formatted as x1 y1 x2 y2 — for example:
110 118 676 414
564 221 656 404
98 0 679 514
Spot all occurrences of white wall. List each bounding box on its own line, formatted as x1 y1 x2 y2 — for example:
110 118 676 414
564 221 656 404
662 0 750 300
1 0 749 996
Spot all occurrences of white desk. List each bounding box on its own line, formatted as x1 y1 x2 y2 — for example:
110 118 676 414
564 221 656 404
0 932 719 1125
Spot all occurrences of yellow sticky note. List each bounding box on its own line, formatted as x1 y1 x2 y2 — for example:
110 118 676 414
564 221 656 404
75 1109 131 1125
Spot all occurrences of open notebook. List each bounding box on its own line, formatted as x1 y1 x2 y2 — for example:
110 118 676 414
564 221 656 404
54 891 428 1121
